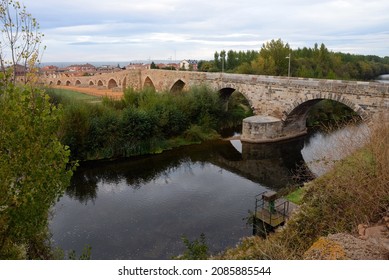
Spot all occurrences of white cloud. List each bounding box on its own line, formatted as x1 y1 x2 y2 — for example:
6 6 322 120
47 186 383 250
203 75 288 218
20 0 389 62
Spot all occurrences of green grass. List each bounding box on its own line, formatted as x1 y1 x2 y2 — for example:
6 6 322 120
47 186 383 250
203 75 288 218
286 187 305 205
46 88 101 102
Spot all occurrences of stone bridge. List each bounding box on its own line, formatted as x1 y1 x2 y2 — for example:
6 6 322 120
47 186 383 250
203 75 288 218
43 69 389 142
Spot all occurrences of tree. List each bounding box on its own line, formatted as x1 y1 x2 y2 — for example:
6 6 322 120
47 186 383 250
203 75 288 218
150 61 158 69
0 1 72 259
0 0 44 83
213 51 220 70
220 50 226 72
256 39 290 76
0 73 73 258
226 50 237 71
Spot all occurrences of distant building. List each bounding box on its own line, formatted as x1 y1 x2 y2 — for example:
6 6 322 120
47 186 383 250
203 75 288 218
180 60 198 71
66 63 96 72
41 65 59 74
10 64 28 76
126 63 151 70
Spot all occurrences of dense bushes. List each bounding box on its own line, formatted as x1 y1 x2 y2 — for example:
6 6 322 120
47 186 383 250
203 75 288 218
47 86 252 160
0 76 72 259
306 100 360 128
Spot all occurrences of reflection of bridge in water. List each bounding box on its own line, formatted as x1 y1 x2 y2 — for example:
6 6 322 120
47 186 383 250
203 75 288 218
43 69 389 142
67 139 305 203
211 138 306 189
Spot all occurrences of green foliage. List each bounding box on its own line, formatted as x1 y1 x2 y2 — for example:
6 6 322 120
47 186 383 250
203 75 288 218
306 100 360 128
176 233 209 260
202 50 259 72
285 188 305 205
52 245 92 260
0 73 73 259
204 39 389 80
48 85 249 161
0 0 45 83
47 88 100 105
255 39 290 76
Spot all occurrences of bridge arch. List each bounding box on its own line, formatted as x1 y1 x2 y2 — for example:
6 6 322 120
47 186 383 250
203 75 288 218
108 78 118 89
282 95 366 136
143 76 155 90
75 80 81 86
66 80 71 86
57 80 61 86
89 81 94 86
218 87 236 100
97 80 104 87
218 87 254 113
170 79 185 93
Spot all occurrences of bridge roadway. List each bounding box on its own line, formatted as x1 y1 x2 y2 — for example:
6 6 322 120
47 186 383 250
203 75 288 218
43 69 389 143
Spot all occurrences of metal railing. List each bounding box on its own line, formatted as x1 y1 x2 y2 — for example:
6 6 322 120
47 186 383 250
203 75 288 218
254 191 289 231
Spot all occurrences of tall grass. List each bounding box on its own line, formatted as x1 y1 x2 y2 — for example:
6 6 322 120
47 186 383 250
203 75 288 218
219 117 389 259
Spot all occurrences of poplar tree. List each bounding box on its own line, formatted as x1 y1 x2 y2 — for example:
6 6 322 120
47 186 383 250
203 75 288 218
0 0 44 83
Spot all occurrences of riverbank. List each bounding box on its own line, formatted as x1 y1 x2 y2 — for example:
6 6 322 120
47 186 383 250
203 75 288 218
47 86 252 161
217 119 389 259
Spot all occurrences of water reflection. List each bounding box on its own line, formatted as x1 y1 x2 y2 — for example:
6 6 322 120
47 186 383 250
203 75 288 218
66 139 306 205
50 137 308 259
302 124 369 176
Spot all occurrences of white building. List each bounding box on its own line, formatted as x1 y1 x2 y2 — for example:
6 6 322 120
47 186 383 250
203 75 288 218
179 59 198 71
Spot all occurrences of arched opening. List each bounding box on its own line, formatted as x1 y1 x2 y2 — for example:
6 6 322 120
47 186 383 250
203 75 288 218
108 79 118 89
219 87 236 100
218 87 254 137
97 80 104 87
89 81 94 86
57 80 61 86
75 80 81 86
170 79 185 93
306 99 361 128
66 81 71 86
49 81 53 86
143 76 155 91
283 99 362 136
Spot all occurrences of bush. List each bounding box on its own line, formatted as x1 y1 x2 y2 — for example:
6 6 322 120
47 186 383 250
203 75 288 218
0 76 72 259
50 85 244 160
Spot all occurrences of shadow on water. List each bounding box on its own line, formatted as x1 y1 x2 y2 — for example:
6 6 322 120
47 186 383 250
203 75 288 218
67 138 307 205
51 135 312 259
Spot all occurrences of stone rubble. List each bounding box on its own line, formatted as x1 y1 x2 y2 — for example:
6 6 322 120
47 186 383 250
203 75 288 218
304 213 389 260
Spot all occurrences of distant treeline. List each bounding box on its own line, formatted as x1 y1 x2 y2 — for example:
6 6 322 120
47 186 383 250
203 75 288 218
198 39 389 81
47 87 252 161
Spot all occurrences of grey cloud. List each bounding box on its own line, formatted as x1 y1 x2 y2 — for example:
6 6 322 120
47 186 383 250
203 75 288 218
24 0 389 61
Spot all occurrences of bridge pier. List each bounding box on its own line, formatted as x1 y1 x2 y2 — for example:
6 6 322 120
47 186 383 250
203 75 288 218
241 115 307 143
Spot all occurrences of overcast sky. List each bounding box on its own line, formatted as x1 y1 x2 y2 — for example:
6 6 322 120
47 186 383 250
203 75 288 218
21 0 389 63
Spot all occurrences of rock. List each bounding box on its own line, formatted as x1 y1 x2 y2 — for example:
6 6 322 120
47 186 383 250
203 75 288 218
358 224 366 236
303 236 348 260
365 226 387 238
304 233 388 260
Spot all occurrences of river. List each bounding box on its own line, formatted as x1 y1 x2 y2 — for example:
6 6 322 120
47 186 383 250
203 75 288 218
49 125 367 259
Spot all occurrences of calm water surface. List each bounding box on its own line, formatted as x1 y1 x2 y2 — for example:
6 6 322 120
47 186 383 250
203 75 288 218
50 137 309 259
